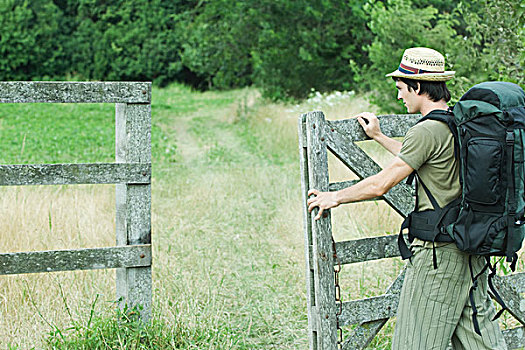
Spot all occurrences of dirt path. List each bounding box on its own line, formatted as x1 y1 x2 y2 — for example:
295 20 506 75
171 117 206 165
168 102 254 167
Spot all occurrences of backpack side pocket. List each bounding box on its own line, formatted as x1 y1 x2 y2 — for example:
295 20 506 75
464 138 503 207
451 207 504 255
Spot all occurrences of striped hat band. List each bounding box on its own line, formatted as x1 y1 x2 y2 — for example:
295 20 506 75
398 63 444 75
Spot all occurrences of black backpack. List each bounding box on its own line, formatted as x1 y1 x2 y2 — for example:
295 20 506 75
398 81 525 335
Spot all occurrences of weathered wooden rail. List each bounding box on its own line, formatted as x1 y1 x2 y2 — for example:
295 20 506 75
299 111 525 349
0 81 152 321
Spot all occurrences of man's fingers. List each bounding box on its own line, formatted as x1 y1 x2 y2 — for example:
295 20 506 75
307 192 317 207
307 189 318 212
307 189 330 219
308 201 315 212
308 196 319 212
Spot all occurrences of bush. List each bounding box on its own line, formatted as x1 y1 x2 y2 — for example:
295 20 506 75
354 0 458 112
450 0 524 86
179 0 256 90
68 0 186 86
357 0 524 112
0 0 65 80
252 0 372 100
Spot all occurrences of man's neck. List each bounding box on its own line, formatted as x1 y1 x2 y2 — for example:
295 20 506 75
420 100 449 116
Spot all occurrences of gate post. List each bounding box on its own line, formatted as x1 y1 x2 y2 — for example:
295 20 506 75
299 111 337 349
115 102 152 321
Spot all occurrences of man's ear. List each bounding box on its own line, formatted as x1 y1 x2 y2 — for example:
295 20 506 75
415 82 421 95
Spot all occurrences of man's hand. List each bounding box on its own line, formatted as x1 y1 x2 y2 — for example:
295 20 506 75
355 112 382 140
307 189 340 220
354 112 402 155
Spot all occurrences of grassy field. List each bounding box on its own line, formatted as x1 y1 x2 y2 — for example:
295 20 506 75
0 84 522 349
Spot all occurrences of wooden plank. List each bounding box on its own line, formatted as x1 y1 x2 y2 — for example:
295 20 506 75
492 275 525 325
339 294 398 327
323 123 414 217
335 234 404 265
329 180 359 192
299 114 317 349
342 269 406 350
0 81 151 104
0 163 150 186
306 111 338 349
0 245 151 275
115 103 152 322
506 272 525 293
327 114 420 142
502 327 524 349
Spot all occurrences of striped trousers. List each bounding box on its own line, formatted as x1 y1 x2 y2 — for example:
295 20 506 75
392 243 507 350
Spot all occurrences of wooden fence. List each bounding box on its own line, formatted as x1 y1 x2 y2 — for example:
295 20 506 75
298 111 525 349
0 82 152 321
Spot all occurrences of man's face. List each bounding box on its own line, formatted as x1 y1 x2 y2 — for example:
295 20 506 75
395 80 421 114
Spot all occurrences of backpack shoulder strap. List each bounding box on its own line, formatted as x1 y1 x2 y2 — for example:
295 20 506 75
418 109 460 161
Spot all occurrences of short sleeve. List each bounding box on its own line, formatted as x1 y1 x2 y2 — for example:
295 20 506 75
398 123 435 171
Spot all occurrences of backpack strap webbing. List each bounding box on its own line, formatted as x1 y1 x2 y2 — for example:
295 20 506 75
419 109 459 161
505 127 517 264
468 256 490 336
487 260 508 322
468 256 508 337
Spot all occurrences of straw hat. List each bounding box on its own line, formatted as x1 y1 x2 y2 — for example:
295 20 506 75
385 47 455 81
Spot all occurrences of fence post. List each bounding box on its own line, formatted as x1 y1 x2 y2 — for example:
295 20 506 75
302 111 338 349
115 102 152 321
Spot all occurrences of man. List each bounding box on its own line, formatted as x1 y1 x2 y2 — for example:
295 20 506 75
307 47 507 349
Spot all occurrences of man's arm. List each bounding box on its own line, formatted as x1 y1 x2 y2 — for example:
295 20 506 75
307 156 414 220
356 112 402 155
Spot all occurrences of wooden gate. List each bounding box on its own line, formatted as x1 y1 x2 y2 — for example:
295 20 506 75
298 111 525 349
0 82 152 321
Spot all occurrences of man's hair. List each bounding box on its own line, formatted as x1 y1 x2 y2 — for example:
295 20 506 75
394 77 451 102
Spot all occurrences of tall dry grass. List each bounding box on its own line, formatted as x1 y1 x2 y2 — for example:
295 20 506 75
0 185 116 348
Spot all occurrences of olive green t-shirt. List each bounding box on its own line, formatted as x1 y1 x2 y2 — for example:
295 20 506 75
398 113 461 247
398 115 461 211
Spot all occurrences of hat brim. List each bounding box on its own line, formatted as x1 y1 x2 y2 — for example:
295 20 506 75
385 70 455 81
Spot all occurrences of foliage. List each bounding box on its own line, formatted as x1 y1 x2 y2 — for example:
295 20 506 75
358 0 524 112
70 0 188 86
0 0 522 103
355 0 459 112
251 0 372 100
0 0 65 80
179 0 256 90
451 0 524 86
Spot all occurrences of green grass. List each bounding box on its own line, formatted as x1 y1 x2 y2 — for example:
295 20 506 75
0 103 176 165
0 103 115 164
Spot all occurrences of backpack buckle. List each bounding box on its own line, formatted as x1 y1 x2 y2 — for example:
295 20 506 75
506 131 515 145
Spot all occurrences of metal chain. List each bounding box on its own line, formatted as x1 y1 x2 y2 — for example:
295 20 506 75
332 236 343 349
